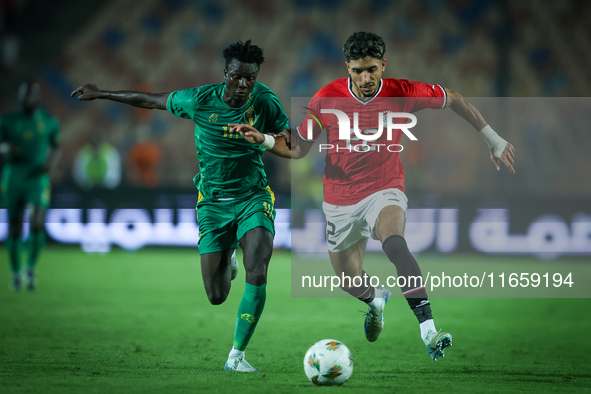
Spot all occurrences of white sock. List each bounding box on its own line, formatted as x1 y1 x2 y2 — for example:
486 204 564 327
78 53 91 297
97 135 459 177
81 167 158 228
368 294 383 310
229 347 244 358
419 319 436 340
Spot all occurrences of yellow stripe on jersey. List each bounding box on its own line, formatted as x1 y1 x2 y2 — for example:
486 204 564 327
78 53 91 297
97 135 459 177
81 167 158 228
196 191 204 220
265 185 275 207
196 191 204 214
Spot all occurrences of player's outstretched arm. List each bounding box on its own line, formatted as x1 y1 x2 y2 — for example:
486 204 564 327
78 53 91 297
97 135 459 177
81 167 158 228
71 84 169 110
445 88 516 173
229 124 292 158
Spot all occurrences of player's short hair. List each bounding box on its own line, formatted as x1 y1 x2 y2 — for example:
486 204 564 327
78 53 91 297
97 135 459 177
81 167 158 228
223 40 265 69
343 32 386 61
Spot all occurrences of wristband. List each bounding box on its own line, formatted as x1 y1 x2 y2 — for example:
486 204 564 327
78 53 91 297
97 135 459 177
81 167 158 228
478 125 507 158
260 134 275 150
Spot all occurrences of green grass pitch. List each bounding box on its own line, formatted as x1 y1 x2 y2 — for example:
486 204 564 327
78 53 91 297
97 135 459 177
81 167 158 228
1 247 590 393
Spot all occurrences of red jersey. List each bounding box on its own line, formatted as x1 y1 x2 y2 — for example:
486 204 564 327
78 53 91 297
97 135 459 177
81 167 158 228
296 77 446 205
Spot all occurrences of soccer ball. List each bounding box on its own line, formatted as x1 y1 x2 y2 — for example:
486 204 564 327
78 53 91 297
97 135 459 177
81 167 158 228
303 339 353 386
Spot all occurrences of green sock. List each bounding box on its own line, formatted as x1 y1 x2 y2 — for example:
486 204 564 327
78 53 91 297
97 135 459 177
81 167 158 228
6 235 23 274
233 282 267 351
27 231 46 269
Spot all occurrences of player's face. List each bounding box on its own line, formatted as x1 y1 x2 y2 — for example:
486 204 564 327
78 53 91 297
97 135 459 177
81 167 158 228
223 60 259 107
347 57 386 99
18 82 40 114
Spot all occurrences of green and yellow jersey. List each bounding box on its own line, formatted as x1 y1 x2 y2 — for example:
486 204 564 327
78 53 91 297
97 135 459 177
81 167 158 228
0 109 59 180
167 82 289 200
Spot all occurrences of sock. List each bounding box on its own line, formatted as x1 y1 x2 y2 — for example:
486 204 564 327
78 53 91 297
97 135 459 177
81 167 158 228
383 235 432 321
368 295 383 310
412 301 433 324
27 230 46 269
228 346 244 358
233 282 266 351
420 319 437 340
342 270 375 304
6 235 22 274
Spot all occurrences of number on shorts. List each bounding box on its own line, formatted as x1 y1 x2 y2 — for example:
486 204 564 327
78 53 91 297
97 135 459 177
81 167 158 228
263 202 273 218
326 220 336 245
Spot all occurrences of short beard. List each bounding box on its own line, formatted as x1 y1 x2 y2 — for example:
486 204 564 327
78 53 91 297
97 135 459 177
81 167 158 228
359 87 376 97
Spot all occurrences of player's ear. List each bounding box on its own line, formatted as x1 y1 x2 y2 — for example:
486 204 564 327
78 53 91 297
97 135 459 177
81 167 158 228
223 68 228 80
345 61 352 75
381 58 386 72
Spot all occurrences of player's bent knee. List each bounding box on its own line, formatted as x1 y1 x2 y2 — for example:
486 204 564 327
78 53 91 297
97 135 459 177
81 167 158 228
204 283 230 305
207 292 228 305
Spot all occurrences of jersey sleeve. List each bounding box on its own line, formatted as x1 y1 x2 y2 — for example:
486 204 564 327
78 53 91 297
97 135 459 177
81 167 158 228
261 93 289 134
399 80 447 111
167 87 201 120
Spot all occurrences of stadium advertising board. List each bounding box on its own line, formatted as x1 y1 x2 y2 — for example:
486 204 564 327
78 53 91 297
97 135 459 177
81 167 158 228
1 202 589 258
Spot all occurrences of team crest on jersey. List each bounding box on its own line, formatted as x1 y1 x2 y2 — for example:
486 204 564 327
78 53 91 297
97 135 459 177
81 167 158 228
243 107 258 126
209 113 218 122
383 111 398 124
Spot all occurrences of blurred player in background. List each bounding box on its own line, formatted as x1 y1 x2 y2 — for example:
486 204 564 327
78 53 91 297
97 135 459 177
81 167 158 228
232 32 516 361
0 81 60 291
71 40 289 372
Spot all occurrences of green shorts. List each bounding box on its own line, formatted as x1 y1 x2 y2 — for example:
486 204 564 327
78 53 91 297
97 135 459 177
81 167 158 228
1 169 51 220
196 186 276 254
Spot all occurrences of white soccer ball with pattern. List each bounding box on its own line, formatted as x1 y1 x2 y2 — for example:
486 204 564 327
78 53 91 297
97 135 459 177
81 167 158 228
303 339 353 386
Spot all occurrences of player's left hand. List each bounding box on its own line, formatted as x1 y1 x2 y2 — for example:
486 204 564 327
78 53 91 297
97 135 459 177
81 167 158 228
491 143 515 174
228 123 265 144
70 84 101 100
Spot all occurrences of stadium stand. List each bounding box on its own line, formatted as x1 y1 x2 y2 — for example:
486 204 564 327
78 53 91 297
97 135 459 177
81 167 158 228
1 0 590 197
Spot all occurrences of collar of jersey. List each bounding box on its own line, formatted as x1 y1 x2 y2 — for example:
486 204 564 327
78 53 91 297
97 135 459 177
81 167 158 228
347 77 383 105
219 84 253 111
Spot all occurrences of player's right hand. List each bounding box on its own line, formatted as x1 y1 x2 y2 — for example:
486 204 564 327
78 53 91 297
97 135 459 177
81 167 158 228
0 143 20 156
71 84 101 100
228 123 265 144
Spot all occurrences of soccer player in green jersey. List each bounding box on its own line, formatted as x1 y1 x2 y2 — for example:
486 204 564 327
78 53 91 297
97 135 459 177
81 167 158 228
0 81 60 291
71 40 289 372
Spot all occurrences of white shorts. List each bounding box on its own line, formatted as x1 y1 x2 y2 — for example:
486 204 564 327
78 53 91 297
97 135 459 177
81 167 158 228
322 188 408 252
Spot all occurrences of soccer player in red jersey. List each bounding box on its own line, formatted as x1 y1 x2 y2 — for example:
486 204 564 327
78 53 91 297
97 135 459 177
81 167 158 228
232 32 515 361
